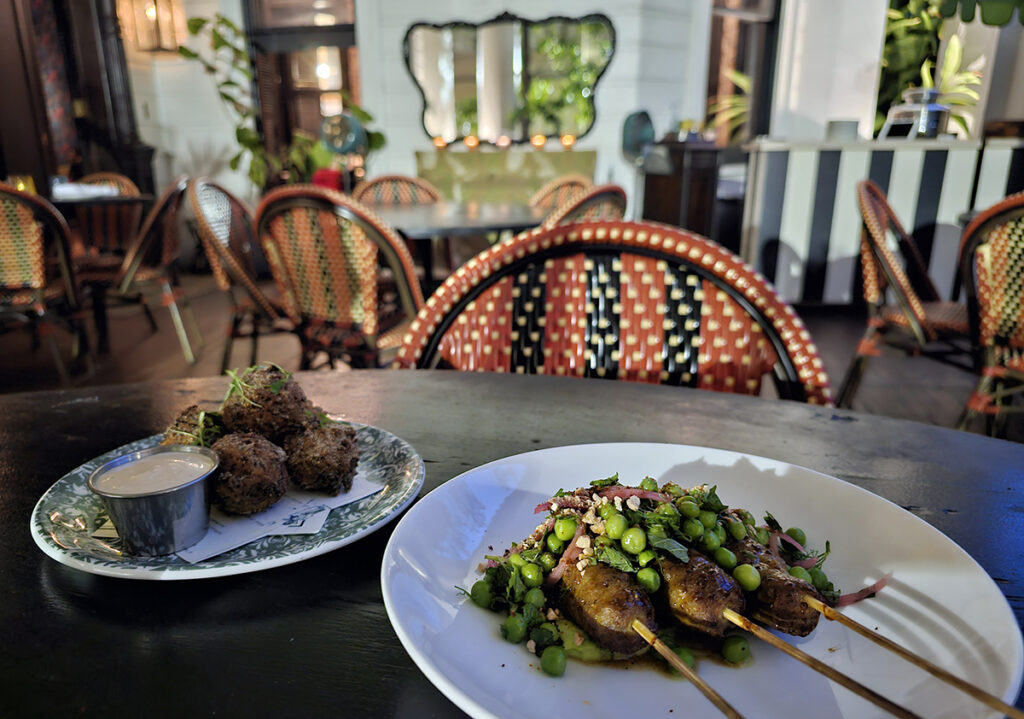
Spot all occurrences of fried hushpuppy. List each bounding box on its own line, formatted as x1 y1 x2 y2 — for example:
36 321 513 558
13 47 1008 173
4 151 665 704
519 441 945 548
284 423 360 495
221 364 309 443
210 432 289 515
160 405 225 447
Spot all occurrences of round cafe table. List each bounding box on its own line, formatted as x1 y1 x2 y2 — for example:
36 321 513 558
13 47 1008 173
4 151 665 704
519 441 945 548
0 370 1021 716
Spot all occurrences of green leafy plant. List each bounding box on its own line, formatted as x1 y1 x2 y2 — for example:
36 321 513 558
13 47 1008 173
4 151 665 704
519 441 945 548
875 0 944 135
920 34 982 134
706 69 751 144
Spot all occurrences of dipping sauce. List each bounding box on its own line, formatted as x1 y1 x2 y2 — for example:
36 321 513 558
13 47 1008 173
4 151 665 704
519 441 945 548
91 453 216 496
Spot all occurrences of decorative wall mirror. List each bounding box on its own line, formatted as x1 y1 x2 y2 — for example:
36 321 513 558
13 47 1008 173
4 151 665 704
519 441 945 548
404 12 614 145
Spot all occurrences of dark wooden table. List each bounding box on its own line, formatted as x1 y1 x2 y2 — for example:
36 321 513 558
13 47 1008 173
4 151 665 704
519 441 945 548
2 370 1022 716
373 201 547 239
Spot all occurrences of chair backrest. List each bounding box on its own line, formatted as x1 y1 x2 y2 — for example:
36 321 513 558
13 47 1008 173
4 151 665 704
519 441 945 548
529 174 593 211
0 184 80 308
255 184 424 337
187 179 280 319
396 220 832 404
856 179 940 344
77 172 143 254
116 176 188 293
959 191 1024 353
353 175 442 206
542 184 628 229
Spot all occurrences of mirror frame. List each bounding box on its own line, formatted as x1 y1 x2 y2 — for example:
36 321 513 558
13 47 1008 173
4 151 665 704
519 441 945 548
402 11 616 145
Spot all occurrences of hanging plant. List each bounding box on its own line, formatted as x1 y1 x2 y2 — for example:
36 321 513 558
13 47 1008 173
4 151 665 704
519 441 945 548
920 34 983 134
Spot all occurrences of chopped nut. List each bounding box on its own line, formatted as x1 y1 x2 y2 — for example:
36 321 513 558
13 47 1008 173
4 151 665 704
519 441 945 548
575 559 588 571
574 633 585 646
546 608 559 621
526 639 537 654
575 535 591 550
626 495 641 511
591 521 606 535
613 496 623 510
550 502 558 511
582 547 594 557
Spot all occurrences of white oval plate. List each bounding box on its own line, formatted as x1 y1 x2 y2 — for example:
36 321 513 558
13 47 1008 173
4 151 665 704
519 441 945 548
381 443 1022 719
32 422 424 580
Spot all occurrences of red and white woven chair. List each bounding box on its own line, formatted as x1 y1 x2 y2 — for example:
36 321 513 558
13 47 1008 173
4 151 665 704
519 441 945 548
542 184 628 229
529 174 593 212
255 184 424 369
352 175 442 206
396 220 832 404
956 191 1024 436
835 180 972 408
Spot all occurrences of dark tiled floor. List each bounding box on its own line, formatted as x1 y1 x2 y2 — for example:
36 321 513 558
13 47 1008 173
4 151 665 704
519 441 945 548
0 271 1002 439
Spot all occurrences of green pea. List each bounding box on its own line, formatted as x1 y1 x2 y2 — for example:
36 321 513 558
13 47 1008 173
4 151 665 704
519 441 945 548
809 567 830 592
712 523 727 543
604 513 628 540
785 527 807 548
554 517 578 541
702 531 722 552
733 564 762 592
524 586 546 608
508 553 526 568
727 517 748 541
737 509 755 526
521 563 543 587
621 527 647 555
677 500 701 518
540 645 567 677
788 566 812 584
755 528 770 545
682 518 704 541
721 635 751 665
637 549 657 567
502 613 527 643
538 552 557 572
545 533 564 554
640 477 659 492
470 580 493 609
713 546 737 571
698 510 717 529
597 503 617 520
673 645 696 670
655 502 680 520
636 567 661 592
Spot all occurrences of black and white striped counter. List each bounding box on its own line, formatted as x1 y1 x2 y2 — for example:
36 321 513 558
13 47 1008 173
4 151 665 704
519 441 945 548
740 138 1024 305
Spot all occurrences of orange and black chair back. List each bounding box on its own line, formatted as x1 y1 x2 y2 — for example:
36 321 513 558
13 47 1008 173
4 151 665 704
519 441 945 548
76 172 143 257
353 175 442 206
255 184 424 369
542 184 628 229
529 174 593 212
396 219 831 404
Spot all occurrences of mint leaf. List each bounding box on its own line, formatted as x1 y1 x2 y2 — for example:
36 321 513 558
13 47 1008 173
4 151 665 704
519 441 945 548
648 525 689 563
589 473 620 489
596 545 635 573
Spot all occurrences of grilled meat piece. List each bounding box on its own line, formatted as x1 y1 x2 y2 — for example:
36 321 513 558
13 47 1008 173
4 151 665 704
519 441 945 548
221 364 310 443
284 423 360 495
660 554 744 637
729 536 823 637
561 563 656 655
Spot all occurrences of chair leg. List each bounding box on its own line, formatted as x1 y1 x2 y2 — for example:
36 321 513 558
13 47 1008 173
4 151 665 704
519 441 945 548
89 283 111 354
221 314 242 375
956 374 991 431
835 327 882 408
161 281 198 365
249 322 260 367
40 321 71 386
140 295 158 332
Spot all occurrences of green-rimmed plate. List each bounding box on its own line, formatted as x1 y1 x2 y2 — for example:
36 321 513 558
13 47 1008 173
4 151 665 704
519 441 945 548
31 422 424 580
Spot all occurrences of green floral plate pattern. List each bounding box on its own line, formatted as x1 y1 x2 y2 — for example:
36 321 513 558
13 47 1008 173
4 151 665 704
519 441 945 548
30 422 424 580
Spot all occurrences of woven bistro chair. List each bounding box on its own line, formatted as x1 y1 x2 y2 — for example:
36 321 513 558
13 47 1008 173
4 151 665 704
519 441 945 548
835 180 972 408
529 173 593 212
255 184 424 369
188 179 293 373
396 220 832 404
74 172 144 262
352 175 443 206
956 192 1024 436
0 183 92 384
541 184 628 229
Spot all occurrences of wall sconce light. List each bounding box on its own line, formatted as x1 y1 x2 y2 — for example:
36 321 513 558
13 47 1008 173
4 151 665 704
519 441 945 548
559 134 576 150
463 135 480 150
530 134 547 149
432 136 448 150
495 135 511 148
121 0 181 52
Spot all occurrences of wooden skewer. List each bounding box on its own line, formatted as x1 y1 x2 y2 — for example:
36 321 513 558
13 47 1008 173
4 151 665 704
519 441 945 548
722 609 924 719
803 594 1024 719
630 619 746 719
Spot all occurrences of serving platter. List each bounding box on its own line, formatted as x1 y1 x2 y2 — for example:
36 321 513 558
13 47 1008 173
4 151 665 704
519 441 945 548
32 422 423 580
381 443 1023 719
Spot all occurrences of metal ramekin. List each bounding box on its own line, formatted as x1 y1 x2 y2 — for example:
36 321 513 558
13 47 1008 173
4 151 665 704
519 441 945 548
88 445 218 556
